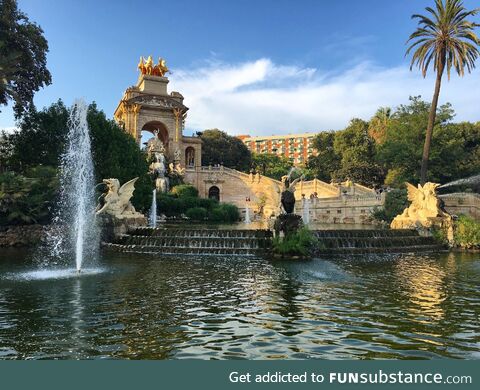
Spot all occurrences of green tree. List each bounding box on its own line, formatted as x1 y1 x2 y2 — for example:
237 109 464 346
251 153 292 180
0 166 58 225
0 0 51 117
2 100 69 171
198 129 252 171
376 96 456 186
332 119 384 187
306 131 341 182
1 101 152 212
368 107 392 144
406 0 480 184
87 104 151 211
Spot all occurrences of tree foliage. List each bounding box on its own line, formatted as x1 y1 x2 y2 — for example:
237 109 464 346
0 0 52 117
198 129 252 171
0 101 152 215
251 153 292 180
406 0 480 183
0 165 57 225
306 131 341 182
307 120 383 187
307 96 480 189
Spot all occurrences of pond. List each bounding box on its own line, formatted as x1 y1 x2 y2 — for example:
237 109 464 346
0 249 479 359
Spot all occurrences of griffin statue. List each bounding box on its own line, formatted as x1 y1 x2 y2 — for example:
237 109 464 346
96 178 144 219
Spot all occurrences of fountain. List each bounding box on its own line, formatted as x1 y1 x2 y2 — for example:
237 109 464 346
438 174 480 189
273 168 304 237
40 99 98 273
150 189 157 228
245 203 251 224
303 198 310 225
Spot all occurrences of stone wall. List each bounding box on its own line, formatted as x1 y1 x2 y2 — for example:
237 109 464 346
295 194 385 225
0 225 46 247
439 193 480 220
184 166 385 224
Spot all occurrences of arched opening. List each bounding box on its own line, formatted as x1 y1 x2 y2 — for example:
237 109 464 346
208 186 220 201
185 146 195 168
140 121 169 151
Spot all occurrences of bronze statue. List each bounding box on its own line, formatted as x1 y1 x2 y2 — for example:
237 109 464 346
280 173 303 214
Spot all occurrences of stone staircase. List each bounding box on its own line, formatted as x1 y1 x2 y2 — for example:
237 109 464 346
313 229 446 255
103 227 273 256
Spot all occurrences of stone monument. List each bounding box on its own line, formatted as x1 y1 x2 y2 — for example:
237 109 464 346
391 182 454 241
96 177 147 240
273 170 304 237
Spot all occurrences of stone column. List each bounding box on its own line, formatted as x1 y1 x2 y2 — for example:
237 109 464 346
132 104 141 143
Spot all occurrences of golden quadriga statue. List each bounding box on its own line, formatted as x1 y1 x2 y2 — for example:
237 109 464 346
391 182 453 241
137 56 169 77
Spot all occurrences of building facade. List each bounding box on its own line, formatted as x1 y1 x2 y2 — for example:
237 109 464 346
237 133 318 165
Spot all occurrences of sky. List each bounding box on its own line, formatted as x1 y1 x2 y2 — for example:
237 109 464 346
1 0 479 136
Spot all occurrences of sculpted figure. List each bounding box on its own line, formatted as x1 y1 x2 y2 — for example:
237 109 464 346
96 178 143 219
137 56 146 75
280 173 303 214
146 131 165 156
150 153 169 193
145 56 154 75
138 56 169 77
391 182 452 230
153 58 169 76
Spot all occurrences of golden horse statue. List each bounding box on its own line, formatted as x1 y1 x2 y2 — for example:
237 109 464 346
138 56 169 77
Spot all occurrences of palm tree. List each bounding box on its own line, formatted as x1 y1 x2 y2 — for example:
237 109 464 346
368 107 392 144
406 0 479 184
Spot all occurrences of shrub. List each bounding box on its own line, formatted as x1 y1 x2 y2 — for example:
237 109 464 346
272 227 317 256
220 203 240 222
454 215 480 249
0 166 58 225
208 207 226 222
208 204 240 223
196 197 218 209
171 184 198 198
185 207 207 221
372 189 408 223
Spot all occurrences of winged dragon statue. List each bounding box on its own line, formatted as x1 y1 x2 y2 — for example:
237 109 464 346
96 178 144 219
391 182 452 230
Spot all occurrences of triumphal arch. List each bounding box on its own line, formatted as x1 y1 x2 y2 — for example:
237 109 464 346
113 56 201 169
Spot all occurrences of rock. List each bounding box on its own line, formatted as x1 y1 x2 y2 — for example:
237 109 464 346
273 214 303 237
0 225 46 247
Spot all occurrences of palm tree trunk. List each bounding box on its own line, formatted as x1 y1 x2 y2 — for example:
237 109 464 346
420 60 445 185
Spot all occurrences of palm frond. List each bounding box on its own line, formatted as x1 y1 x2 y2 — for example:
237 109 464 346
406 0 480 79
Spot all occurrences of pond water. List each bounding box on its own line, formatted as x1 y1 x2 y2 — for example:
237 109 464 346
0 249 479 360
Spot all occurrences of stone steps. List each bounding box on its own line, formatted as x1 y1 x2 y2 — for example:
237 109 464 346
103 242 263 256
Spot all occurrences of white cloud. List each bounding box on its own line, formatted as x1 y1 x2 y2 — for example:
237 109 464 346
170 58 480 136
0 126 18 134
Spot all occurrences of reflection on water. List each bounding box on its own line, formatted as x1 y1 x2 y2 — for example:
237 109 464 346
0 249 479 360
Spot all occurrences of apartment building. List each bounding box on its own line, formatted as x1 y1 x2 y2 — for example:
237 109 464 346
237 133 318 165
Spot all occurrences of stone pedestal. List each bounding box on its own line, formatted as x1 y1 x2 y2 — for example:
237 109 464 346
98 214 147 242
273 214 303 237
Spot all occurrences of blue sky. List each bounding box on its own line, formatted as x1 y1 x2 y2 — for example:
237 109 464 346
1 0 479 135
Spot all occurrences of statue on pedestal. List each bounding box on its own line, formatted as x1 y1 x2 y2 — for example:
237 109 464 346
149 152 169 193
96 178 144 219
391 182 454 242
274 171 304 237
96 177 147 241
